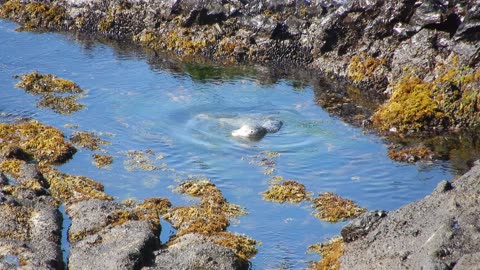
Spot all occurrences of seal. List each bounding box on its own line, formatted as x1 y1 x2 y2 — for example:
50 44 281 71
231 125 268 139
231 120 283 140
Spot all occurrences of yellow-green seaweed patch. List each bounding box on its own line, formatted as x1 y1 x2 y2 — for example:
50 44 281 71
213 232 258 261
388 145 433 163
347 54 387 82
0 0 67 30
15 72 83 95
373 56 480 132
262 180 311 203
39 166 112 204
308 237 344 270
14 72 85 114
165 179 255 259
37 95 84 114
92 154 113 169
0 159 25 179
312 192 365 222
0 121 76 165
70 131 110 151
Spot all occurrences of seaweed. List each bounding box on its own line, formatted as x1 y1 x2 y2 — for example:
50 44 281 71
372 56 480 133
347 53 387 82
262 180 311 203
309 237 344 270
15 72 85 114
312 192 365 222
0 121 76 165
164 179 255 259
92 154 113 169
388 145 433 163
70 131 110 151
39 166 112 204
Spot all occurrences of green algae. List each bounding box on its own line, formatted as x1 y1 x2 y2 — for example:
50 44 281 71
312 192 365 222
308 237 344 270
262 180 311 204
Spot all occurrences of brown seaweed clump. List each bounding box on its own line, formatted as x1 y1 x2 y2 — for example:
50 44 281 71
312 192 365 222
164 179 256 260
262 180 311 203
107 198 171 234
0 120 76 165
39 166 112 205
92 154 113 169
15 72 85 114
388 145 433 163
308 237 345 270
70 131 110 151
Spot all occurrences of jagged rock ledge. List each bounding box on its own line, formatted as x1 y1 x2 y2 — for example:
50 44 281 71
339 161 480 270
1 0 479 133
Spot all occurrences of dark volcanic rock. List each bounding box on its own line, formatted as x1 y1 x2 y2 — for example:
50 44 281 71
341 210 387 243
340 161 480 269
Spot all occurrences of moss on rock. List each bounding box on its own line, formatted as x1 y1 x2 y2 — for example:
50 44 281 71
373 56 480 133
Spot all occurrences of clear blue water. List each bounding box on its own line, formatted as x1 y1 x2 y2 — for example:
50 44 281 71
0 19 454 269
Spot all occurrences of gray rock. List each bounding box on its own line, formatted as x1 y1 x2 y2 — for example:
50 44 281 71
68 220 158 270
145 234 248 270
340 161 480 269
341 210 387 243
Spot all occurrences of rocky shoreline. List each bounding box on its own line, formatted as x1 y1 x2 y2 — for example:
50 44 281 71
1 0 480 269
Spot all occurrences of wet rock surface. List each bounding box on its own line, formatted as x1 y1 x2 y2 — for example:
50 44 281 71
340 161 480 270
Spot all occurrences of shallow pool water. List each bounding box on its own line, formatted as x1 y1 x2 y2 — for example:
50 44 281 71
0 19 455 269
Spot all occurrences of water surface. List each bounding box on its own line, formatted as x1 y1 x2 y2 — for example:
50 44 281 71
0 19 454 269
